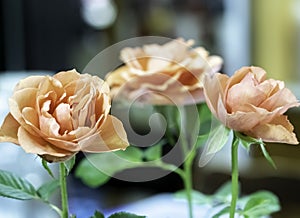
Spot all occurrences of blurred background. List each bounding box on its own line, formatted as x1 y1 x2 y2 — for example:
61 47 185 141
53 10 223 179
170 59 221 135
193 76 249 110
1 0 300 217
1 0 299 82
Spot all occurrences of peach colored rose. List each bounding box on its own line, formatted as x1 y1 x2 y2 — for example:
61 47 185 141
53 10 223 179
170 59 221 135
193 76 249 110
0 69 129 162
106 38 223 105
203 66 299 144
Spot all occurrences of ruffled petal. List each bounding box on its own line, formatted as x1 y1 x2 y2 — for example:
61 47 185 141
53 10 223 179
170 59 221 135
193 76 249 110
53 69 81 87
246 115 299 144
0 113 20 144
10 88 38 121
53 103 73 133
226 73 268 113
80 115 129 152
22 107 39 129
106 66 129 87
14 75 45 91
203 72 228 118
224 66 266 97
109 39 223 106
46 137 79 152
226 111 262 132
259 87 300 111
18 126 72 156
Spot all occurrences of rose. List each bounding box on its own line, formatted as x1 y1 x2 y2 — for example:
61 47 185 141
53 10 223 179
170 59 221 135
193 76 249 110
106 38 223 105
0 69 129 162
203 66 299 144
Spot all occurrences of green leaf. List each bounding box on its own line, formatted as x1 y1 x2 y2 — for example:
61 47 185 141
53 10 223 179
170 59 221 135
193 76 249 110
108 212 146 218
198 103 212 125
174 190 211 204
90 210 105 218
76 146 144 188
242 191 280 217
42 159 55 178
197 103 212 136
154 105 179 130
235 131 262 151
211 206 231 218
206 124 231 155
116 146 144 162
259 143 276 169
0 169 37 200
75 159 111 188
213 181 233 202
199 123 231 167
64 155 76 175
234 132 276 168
37 179 60 201
154 105 180 145
143 141 164 161
213 181 242 206
195 134 209 149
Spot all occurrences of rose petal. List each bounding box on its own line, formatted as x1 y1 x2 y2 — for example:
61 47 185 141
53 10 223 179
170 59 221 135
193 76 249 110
224 66 266 97
0 113 20 144
106 66 129 87
18 126 72 156
147 58 171 72
250 66 266 82
37 76 64 100
94 75 110 94
226 73 267 112
259 87 300 111
95 93 110 123
14 76 45 91
272 115 295 132
80 115 129 152
203 72 228 118
225 111 263 132
207 56 223 73
8 97 39 138
22 107 39 129
225 104 286 132
22 106 79 145
68 126 93 140
217 95 228 126
246 115 299 144
109 39 223 106
10 88 38 119
39 113 60 137
53 103 73 133
120 47 146 70
46 137 79 152
177 69 201 86
53 69 81 87
76 94 93 127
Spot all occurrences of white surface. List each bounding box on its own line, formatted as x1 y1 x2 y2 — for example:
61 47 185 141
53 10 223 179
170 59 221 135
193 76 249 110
104 193 241 218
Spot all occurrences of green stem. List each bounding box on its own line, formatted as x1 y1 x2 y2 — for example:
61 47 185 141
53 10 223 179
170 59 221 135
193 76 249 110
182 152 195 218
155 105 195 218
230 133 239 218
154 106 178 146
49 204 63 216
180 130 195 218
59 163 69 218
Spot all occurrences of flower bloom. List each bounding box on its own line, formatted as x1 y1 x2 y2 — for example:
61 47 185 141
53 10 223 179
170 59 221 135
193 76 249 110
106 38 223 105
203 66 299 144
0 69 129 162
